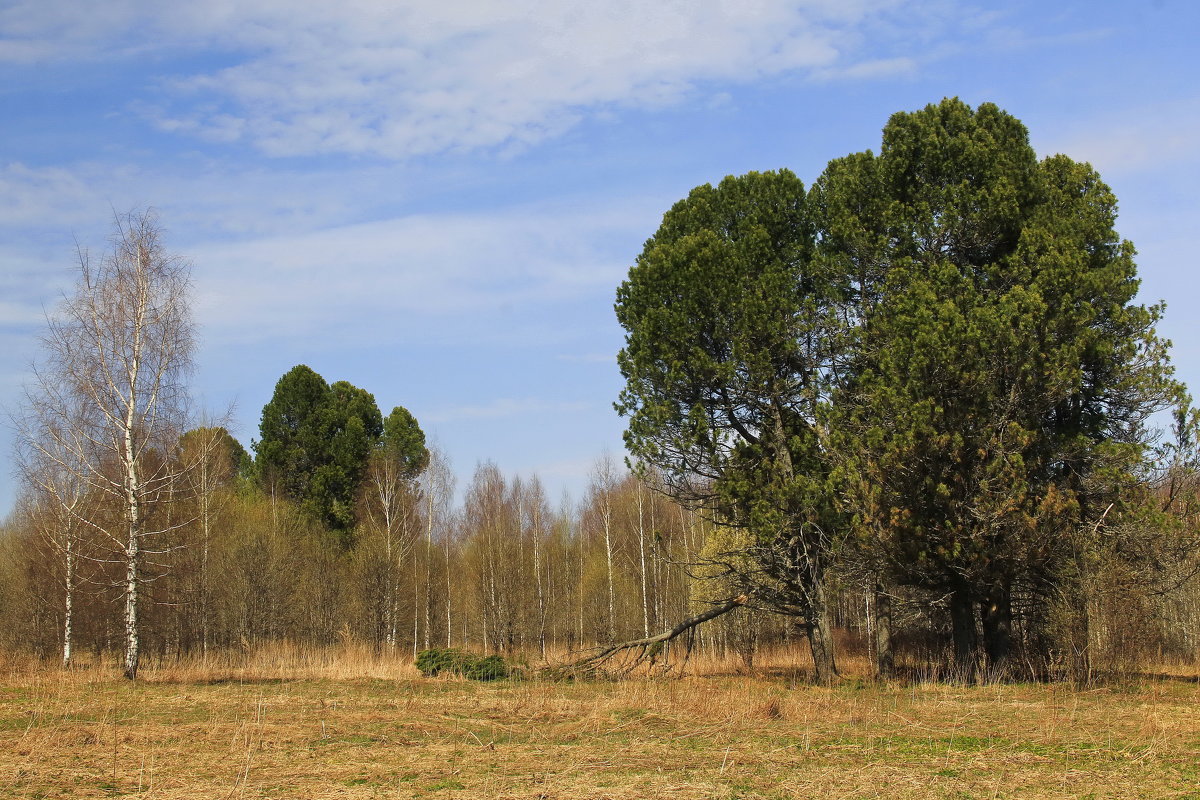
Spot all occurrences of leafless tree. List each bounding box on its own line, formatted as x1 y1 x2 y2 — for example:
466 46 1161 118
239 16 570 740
587 455 620 641
18 209 197 679
359 452 421 648
13 383 100 666
418 446 455 649
177 425 241 657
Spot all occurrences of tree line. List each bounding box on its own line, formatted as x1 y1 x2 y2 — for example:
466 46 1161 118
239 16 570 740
4 389 717 668
4 230 716 673
4 99 1200 682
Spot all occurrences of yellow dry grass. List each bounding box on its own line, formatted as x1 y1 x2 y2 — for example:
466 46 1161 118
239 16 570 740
2 645 1198 799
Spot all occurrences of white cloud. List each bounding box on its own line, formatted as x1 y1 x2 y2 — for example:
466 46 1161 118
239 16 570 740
187 197 654 345
0 159 399 241
0 159 658 354
1 0 928 158
0 162 107 230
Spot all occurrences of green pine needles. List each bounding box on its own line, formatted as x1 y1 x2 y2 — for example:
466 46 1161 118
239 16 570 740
415 648 514 681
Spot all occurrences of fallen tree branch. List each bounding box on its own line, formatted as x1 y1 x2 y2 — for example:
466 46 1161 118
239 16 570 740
551 593 751 678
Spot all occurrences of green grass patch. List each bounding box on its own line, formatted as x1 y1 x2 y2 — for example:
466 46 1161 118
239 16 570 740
426 778 465 791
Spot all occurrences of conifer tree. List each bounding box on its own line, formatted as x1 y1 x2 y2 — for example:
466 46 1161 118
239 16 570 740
255 366 384 534
615 169 847 682
819 99 1181 675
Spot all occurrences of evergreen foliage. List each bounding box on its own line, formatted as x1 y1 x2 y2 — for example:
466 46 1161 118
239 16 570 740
615 169 846 682
415 648 513 680
821 99 1182 674
5 100 1195 684
616 98 1187 678
254 366 386 533
380 406 430 480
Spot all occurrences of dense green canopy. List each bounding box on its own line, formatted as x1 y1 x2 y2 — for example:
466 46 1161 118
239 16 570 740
380 405 430 481
824 99 1180 671
255 365 387 532
178 426 250 487
615 98 1183 677
615 169 845 681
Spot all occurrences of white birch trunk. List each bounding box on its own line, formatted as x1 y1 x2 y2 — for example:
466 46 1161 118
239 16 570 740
424 488 434 651
637 484 650 638
603 495 615 641
62 535 75 668
18 211 195 681
122 313 144 681
444 532 453 648
533 505 546 657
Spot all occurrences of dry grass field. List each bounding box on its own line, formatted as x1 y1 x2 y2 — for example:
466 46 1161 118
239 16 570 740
2 645 1198 799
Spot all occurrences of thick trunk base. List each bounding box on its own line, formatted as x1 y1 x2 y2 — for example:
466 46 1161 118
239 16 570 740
807 579 838 684
872 582 893 680
981 583 1012 679
949 589 978 683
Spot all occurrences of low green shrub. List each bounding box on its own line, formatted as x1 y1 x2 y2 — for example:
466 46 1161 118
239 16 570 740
465 654 510 681
415 647 469 677
416 648 513 681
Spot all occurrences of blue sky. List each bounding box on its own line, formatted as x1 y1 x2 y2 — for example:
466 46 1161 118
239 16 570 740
2 0 1198 514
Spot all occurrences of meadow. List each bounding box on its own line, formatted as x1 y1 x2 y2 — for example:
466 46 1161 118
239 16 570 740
2 645 1198 799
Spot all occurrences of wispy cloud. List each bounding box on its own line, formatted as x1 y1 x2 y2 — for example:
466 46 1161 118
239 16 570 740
1037 99 1200 176
423 397 591 424
0 160 395 240
0 157 656 355
812 55 916 81
0 300 46 329
0 162 107 231
555 353 616 364
1 0 946 159
187 198 654 345
530 455 604 487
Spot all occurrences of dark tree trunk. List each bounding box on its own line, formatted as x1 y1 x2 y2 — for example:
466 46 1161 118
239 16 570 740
807 577 838 684
949 587 978 682
872 581 893 680
980 581 1012 677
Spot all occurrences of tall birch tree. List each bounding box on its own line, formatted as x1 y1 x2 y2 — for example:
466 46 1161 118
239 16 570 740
19 209 196 679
